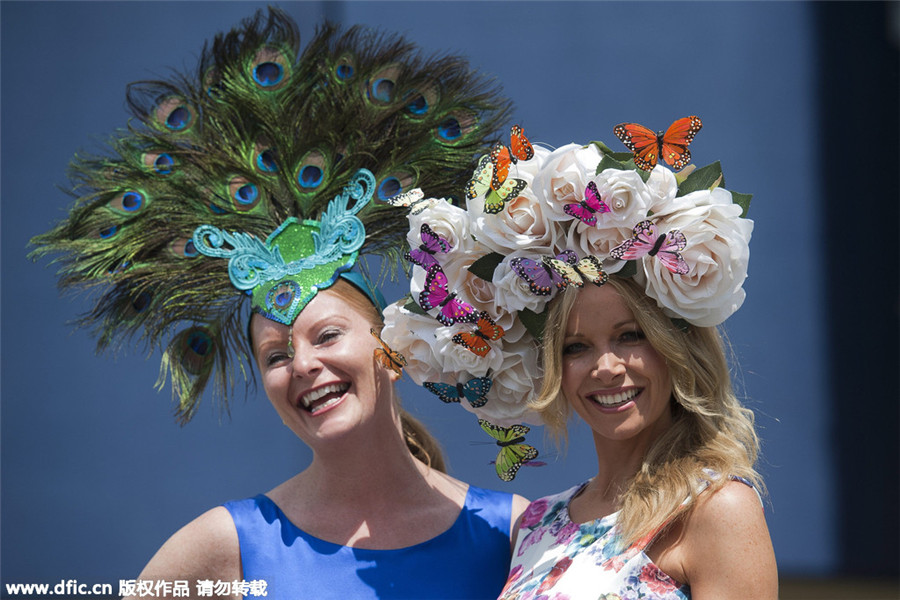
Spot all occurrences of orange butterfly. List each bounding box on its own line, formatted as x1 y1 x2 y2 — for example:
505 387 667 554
371 328 406 376
488 125 534 190
509 125 534 163
452 312 505 357
613 116 702 171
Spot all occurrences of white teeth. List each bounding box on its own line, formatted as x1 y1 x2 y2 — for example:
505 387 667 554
589 388 639 406
300 383 349 408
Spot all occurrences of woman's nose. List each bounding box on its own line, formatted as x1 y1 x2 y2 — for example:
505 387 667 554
290 341 322 378
591 350 626 381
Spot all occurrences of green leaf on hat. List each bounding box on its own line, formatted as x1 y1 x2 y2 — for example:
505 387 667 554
676 161 724 197
596 154 629 174
519 307 548 343
731 192 752 218
590 140 617 156
469 251 505 282
403 296 428 316
616 260 638 279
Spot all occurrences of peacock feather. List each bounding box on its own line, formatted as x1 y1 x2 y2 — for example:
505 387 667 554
31 8 511 423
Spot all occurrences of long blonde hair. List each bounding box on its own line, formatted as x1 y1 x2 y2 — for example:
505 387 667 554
532 276 762 546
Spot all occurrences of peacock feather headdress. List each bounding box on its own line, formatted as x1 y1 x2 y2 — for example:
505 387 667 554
30 8 510 423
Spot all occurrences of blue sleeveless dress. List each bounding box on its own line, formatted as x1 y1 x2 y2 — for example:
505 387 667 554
224 485 513 599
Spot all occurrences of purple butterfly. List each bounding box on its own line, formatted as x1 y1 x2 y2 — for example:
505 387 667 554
404 223 451 269
509 250 577 296
609 220 689 275
564 181 610 226
419 264 478 326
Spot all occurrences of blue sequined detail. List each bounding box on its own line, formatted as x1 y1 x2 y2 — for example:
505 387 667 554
298 165 323 188
254 62 284 87
166 106 192 131
438 117 462 141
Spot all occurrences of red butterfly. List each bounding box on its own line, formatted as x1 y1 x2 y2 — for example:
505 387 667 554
509 125 534 163
452 312 505 357
371 329 406 376
613 116 702 171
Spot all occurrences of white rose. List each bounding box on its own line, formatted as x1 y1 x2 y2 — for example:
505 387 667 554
481 335 544 426
565 168 653 272
406 200 475 256
635 188 752 327
489 251 559 315
380 302 445 385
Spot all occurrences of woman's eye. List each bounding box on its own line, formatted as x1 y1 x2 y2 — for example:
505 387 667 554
265 352 290 367
619 329 646 343
317 328 341 344
562 342 587 355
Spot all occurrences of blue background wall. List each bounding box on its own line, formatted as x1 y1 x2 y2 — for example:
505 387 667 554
1 0 896 589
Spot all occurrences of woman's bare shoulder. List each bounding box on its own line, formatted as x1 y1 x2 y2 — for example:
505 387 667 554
124 507 242 599
681 480 778 599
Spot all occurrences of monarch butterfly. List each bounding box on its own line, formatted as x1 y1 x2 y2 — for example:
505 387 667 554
370 329 406 376
613 116 702 171
509 124 534 163
609 220 689 275
478 419 539 482
452 312 505 357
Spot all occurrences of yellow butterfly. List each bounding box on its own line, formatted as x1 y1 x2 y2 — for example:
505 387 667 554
545 255 608 287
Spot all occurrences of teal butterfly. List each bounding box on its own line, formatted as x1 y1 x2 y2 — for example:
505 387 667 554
478 419 539 481
424 376 492 408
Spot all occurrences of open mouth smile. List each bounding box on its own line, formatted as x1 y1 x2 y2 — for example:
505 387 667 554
298 383 350 414
587 388 640 408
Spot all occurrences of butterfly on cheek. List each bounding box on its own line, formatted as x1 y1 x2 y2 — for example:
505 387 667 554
609 220 689 275
613 116 702 171
564 181 611 226
404 223 451 270
509 250 577 296
478 419 539 482
370 329 406 376
424 376 492 408
452 312 505 357
418 264 478 326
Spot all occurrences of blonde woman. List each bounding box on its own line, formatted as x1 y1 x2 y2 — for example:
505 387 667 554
498 276 777 599
381 123 778 599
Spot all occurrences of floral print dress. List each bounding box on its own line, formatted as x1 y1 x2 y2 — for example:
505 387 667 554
498 482 689 600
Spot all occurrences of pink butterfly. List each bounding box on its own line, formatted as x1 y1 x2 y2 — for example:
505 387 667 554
404 223 451 270
419 264 478 326
609 220 689 275
564 181 610 226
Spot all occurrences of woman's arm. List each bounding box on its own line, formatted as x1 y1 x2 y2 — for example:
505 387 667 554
122 507 242 600
681 480 778 600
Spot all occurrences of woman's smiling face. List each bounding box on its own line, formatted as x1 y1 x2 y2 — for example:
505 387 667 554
560 283 673 449
251 285 398 448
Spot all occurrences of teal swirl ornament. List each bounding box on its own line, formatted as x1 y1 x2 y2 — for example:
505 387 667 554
192 169 375 324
